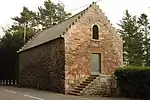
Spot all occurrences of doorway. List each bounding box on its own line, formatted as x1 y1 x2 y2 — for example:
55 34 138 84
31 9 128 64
91 53 101 75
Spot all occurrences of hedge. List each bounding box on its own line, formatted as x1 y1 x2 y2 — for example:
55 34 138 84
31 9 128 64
114 66 150 99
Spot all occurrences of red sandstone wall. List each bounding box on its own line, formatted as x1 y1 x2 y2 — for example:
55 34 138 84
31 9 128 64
64 4 123 92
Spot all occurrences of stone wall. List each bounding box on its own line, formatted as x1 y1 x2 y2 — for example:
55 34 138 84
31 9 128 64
81 75 117 97
64 4 123 93
19 37 65 93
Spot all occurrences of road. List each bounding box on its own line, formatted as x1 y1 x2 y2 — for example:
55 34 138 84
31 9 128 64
0 86 130 100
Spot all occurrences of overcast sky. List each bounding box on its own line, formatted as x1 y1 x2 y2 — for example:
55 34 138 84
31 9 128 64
0 0 150 36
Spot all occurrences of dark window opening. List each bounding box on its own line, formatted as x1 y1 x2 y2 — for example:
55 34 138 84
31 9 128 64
92 25 99 39
78 16 80 19
66 28 68 31
72 22 74 25
69 25 71 28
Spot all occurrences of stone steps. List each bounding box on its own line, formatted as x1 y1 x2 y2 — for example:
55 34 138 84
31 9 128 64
68 92 80 96
77 85 86 88
83 80 91 84
74 87 84 91
68 75 99 96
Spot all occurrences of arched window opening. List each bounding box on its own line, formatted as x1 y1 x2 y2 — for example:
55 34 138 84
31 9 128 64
92 25 99 39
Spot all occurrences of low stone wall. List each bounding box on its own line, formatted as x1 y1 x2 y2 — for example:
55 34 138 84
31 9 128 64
81 75 117 97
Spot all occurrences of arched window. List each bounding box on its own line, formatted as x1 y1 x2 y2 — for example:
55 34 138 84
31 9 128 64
92 25 99 39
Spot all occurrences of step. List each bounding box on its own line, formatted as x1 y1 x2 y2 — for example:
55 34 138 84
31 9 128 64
89 75 98 78
83 81 91 84
75 87 84 91
87 76 97 80
72 90 81 93
90 75 99 77
86 78 94 81
68 92 80 96
80 83 89 86
77 85 86 88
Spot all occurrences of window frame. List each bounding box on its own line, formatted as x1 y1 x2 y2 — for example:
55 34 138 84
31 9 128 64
92 25 99 40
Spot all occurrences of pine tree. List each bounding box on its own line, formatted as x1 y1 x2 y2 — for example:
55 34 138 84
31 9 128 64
138 14 150 66
37 0 71 29
10 7 38 43
118 10 143 66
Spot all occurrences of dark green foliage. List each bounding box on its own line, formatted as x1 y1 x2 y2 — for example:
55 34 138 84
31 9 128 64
118 10 150 66
37 0 71 29
118 10 144 66
138 14 150 66
114 66 150 99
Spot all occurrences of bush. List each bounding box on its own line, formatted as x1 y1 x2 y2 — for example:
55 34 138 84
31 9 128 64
114 66 150 99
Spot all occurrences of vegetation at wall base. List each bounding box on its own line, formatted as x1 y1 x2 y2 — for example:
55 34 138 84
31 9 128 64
114 66 150 99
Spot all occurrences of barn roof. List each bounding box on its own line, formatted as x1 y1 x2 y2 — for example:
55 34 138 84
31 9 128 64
17 3 95 53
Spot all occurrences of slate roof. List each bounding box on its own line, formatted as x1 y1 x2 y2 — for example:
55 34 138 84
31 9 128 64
18 3 94 53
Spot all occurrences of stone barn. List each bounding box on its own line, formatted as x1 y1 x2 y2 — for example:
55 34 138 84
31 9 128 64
18 2 123 96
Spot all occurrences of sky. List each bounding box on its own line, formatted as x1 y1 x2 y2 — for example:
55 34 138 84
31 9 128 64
0 0 150 36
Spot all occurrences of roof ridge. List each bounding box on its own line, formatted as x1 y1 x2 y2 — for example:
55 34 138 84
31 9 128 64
18 3 94 53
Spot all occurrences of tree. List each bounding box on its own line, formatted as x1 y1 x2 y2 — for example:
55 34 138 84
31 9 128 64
0 0 71 80
118 10 143 66
138 14 150 66
55 1 71 23
11 6 38 43
37 0 71 29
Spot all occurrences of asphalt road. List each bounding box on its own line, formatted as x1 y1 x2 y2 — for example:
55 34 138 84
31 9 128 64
0 86 130 100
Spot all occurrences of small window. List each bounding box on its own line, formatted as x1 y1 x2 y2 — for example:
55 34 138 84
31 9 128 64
72 22 74 25
66 28 68 31
78 16 80 19
92 25 99 39
69 25 71 28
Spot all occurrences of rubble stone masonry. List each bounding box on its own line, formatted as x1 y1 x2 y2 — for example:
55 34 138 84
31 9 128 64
64 4 123 93
18 3 123 95
19 38 65 93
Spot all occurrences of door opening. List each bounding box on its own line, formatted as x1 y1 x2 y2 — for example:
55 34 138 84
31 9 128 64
91 53 101 75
